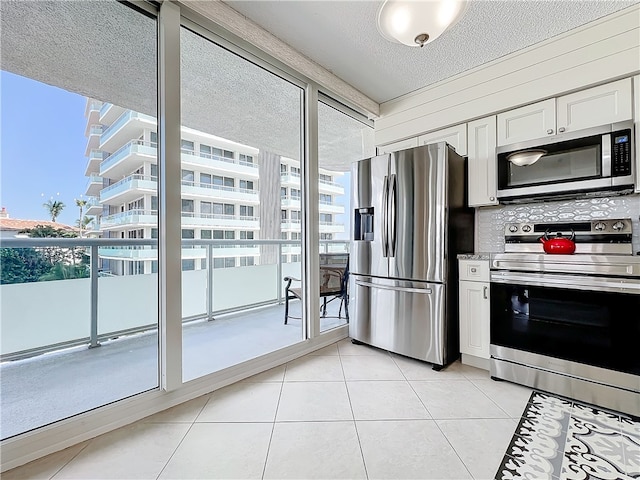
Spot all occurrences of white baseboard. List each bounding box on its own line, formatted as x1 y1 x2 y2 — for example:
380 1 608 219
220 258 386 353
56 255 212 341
461 353 490 371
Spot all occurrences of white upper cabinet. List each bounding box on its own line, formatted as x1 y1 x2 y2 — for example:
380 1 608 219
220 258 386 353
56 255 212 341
556 78 632 134
634 75 640 194
467 116 498 207
418 123 467 156
377 137 419 155
497 99 556 146
497 79 633 147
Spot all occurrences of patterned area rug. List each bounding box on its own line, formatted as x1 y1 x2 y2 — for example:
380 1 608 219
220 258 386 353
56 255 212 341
495 391 640 480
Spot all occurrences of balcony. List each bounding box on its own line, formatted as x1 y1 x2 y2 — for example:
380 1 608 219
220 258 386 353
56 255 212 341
319 221 345 234
181 149 259 178
85 196 102 215
100 174 157 204
100 111 156 153
99 142 260 180
0 237 349 439
85 125 103 156
84 149 106 176
281 172 301 186
84 101 102 132
85 174 103 196
99 140 157 178
281 219 302 231
99 209 157 230
281 197 345 215
98 102 125 125
181 181 260 204
99 210 260 230
318 178 345 195
319 200 345 214
97 244 261 261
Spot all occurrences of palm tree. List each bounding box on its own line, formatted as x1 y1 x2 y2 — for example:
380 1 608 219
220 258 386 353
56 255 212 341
43 199 65 222
76 215 93 234
75 198 88 237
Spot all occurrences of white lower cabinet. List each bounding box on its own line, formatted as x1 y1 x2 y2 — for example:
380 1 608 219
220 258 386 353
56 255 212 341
458 259 490 367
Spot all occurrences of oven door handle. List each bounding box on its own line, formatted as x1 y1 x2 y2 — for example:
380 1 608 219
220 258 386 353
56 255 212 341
490 271 640 294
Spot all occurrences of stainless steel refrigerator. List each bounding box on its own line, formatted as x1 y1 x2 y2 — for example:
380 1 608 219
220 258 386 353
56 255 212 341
350 142 474 368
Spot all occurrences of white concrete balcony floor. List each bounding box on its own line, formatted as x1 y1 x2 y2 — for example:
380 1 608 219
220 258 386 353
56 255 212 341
0 301 348 440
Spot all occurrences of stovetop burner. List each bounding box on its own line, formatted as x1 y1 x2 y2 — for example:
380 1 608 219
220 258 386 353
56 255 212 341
504 218 633 255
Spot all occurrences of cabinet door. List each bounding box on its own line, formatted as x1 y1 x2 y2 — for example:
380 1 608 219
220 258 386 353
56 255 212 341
634 76 639 194
557 78 633 134
467 116 498 207
459 280 490 359
418 123 467 156
377 137 419 155
497 98 556 146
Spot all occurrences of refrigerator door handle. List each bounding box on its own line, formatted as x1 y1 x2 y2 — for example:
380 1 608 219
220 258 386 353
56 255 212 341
389 174 397 257
382 175 389 257
355 280 432 295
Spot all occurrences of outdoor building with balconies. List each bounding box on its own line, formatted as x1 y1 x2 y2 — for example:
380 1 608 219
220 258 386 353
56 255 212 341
82 99 346 275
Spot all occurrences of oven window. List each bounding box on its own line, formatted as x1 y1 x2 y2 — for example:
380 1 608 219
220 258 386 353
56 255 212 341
490 283 640 375
504 145 601 188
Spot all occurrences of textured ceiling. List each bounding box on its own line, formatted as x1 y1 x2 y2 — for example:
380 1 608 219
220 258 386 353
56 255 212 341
225 0 640 104
2 0 637 172
0 0 373 170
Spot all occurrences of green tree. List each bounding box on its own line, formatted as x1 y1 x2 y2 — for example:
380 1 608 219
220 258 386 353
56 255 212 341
39 262 89 281
76 215 93 235
75 198 87 237
43 199 65 222
0 248 51 284
20 225 89 278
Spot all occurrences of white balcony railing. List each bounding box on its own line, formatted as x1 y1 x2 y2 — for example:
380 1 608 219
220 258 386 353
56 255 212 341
100 140 157 175
0 238 348 361
100 209 260 229
100 175 157 202
100 111 156 147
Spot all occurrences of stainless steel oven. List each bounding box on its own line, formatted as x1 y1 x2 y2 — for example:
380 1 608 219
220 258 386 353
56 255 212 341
490 253 640 416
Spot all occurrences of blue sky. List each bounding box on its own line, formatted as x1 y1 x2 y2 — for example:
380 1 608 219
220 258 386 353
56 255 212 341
1 71 87 226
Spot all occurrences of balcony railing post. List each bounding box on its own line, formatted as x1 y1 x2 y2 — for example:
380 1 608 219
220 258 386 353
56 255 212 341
89 245 101 349
207 243 214 321
277 243 283 304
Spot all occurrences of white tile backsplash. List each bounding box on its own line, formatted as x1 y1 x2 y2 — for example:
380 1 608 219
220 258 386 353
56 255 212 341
476 194 640 254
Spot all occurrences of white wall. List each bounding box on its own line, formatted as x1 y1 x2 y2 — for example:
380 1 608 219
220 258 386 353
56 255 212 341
375 5 640 146
0 263 302 356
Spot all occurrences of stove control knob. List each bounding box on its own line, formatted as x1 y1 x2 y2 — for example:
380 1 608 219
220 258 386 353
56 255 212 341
508 225 518 233
522 224 532 233
594 222 607 231
612 221 626 231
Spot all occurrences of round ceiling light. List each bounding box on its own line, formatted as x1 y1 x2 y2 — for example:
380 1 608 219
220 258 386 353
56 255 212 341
377 0 469 47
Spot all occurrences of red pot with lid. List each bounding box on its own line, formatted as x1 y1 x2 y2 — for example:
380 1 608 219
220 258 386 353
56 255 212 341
539 229 576 254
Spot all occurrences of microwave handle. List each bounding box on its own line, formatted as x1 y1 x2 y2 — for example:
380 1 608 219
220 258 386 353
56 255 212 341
602 133 611 177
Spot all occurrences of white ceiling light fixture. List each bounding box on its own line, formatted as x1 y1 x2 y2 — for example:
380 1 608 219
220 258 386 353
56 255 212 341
377 0 469 48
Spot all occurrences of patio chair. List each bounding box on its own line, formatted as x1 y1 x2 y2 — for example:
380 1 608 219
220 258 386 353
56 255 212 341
284 253 349 324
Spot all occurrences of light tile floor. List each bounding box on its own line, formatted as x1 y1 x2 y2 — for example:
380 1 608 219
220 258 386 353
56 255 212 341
3 339 532 480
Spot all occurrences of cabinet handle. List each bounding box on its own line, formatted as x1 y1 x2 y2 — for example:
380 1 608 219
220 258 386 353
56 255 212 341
558 127 566 133
546 129 554 135
470 267 477 273
483 286 488 299
489 196 495 201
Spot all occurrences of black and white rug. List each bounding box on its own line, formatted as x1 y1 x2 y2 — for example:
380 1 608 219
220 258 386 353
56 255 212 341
496 391 640 480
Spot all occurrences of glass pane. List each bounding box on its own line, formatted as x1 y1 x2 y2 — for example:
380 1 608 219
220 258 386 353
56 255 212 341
317 101 374 332
180 27 303 381
0 0 158 440
507 146 601 187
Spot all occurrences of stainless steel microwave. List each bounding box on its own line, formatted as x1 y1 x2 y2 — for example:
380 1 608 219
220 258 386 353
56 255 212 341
496 122 635 203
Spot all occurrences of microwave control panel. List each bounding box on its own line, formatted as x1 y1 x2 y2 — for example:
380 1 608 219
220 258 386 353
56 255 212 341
611 130 631 176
